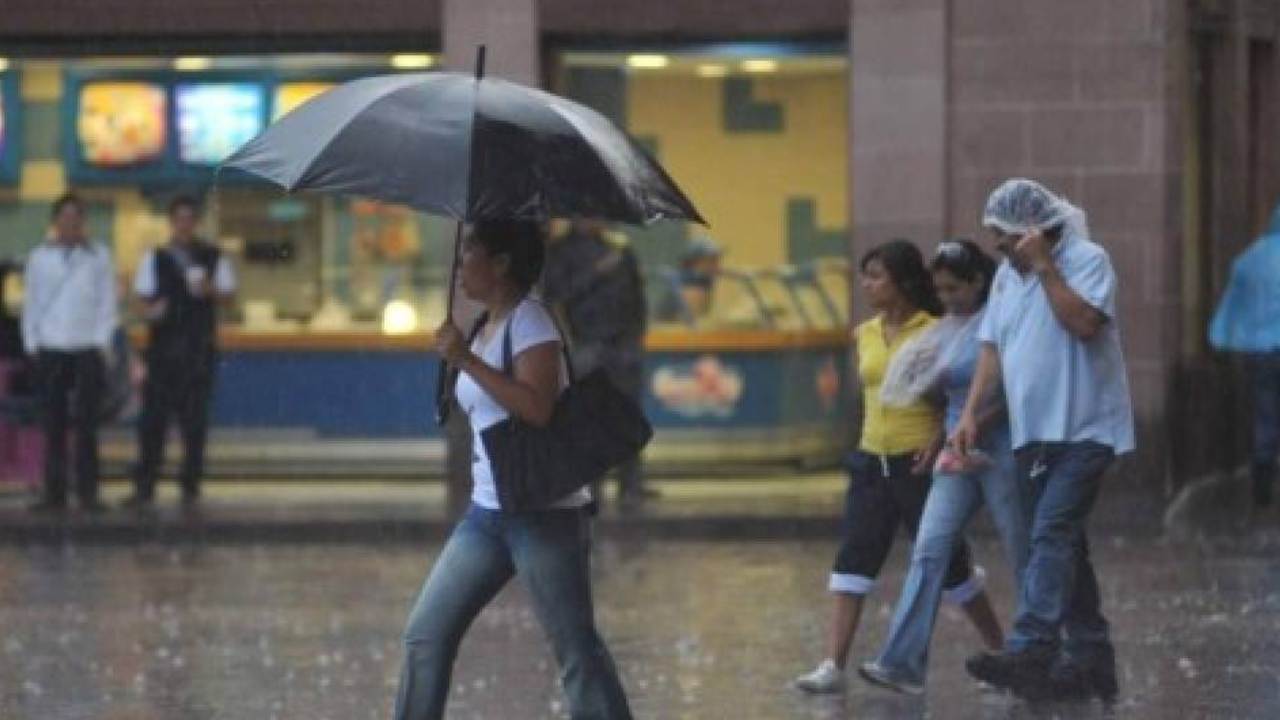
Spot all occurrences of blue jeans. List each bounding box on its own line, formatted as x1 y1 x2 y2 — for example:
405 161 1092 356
393 505 633 720
1251 351 1280 505
1005 442 1114 659
873 440 1033 684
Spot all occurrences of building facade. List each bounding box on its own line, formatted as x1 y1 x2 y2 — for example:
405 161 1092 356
1 0 1276 490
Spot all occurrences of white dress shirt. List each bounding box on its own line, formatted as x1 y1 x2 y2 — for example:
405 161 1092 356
133 244 237 297
21 240 118 355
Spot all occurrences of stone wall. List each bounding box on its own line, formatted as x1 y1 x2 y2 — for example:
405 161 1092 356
946 0 1185 486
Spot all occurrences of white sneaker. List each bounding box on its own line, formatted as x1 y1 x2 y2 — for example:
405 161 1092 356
793 659 847 694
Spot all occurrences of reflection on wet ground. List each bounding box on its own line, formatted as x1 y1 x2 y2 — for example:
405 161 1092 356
0 530 1276 719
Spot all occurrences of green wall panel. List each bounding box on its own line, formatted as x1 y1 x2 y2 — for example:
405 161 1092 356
723 77 783 133
786 198 845 264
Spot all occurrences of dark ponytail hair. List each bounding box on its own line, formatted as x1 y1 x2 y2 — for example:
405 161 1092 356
860 239 943 317
929 239 997 304
468 220 546 294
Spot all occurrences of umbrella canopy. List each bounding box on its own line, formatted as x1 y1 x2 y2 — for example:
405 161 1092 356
224 72 704 226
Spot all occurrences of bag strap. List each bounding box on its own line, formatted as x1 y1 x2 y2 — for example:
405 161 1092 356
499 299 576 384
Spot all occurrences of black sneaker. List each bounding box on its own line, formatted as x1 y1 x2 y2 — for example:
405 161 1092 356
1252 461 1274 507
1254 479 1273 507
28 499 68 515
965 647 1056 699
1049 649 1119 704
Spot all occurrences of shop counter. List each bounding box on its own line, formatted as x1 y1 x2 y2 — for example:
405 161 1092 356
106 327 851 476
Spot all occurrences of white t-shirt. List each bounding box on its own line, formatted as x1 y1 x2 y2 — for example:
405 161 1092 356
455 298 590 510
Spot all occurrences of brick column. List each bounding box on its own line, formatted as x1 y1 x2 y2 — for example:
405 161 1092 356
443 0 539 84
848 0 949 296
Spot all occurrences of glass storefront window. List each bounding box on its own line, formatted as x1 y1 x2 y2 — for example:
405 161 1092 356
3 51 849 336
0 54 451 336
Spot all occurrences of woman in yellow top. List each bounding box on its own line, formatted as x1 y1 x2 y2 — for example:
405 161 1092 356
794 240 1004 694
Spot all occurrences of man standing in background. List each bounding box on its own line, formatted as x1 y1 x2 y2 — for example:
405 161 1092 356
1208 201 1280 509
543 219 655 506
22 192 117 514
123 195 236 511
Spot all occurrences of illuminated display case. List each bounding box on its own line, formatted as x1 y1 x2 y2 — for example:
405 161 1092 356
62 70 372 184
273 81 336 121
77 81 168 167
175 82 266 165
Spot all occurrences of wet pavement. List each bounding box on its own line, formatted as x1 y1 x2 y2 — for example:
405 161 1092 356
0 472 1167 544
1 515 1277 719
0 477 854 544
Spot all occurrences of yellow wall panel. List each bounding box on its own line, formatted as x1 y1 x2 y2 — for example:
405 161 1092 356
19 160 66 200
628 71 848 267
21 63 63 102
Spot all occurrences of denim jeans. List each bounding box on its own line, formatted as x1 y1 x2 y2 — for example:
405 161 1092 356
393 505 633 720
1250 351 1280 505
873 440 1032 684
1005 442 1114 659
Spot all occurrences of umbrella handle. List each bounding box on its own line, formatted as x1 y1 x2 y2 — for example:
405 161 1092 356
436 220 466 425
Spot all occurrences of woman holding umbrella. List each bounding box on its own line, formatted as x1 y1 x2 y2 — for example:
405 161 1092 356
222 59 702 720
392 219 633 720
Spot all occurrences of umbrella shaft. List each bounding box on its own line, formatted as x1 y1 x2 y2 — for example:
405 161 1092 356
446 220 465 317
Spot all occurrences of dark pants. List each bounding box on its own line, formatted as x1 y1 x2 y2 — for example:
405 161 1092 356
1006 441 1114 664
573 342 645 496
830 451 978 596
134 350 216 499
37 350 104 505
1250 351 1280 506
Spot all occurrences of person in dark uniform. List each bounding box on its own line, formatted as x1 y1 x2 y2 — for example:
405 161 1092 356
543 219 655 505
655 237 723 324
122 196 235 510
21 192 118 514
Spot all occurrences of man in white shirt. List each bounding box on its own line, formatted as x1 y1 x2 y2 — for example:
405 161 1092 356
21 192 118 514
953 179 1134 704
122 195 236 511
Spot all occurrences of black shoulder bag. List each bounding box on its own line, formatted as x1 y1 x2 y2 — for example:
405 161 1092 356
479 307 653 512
